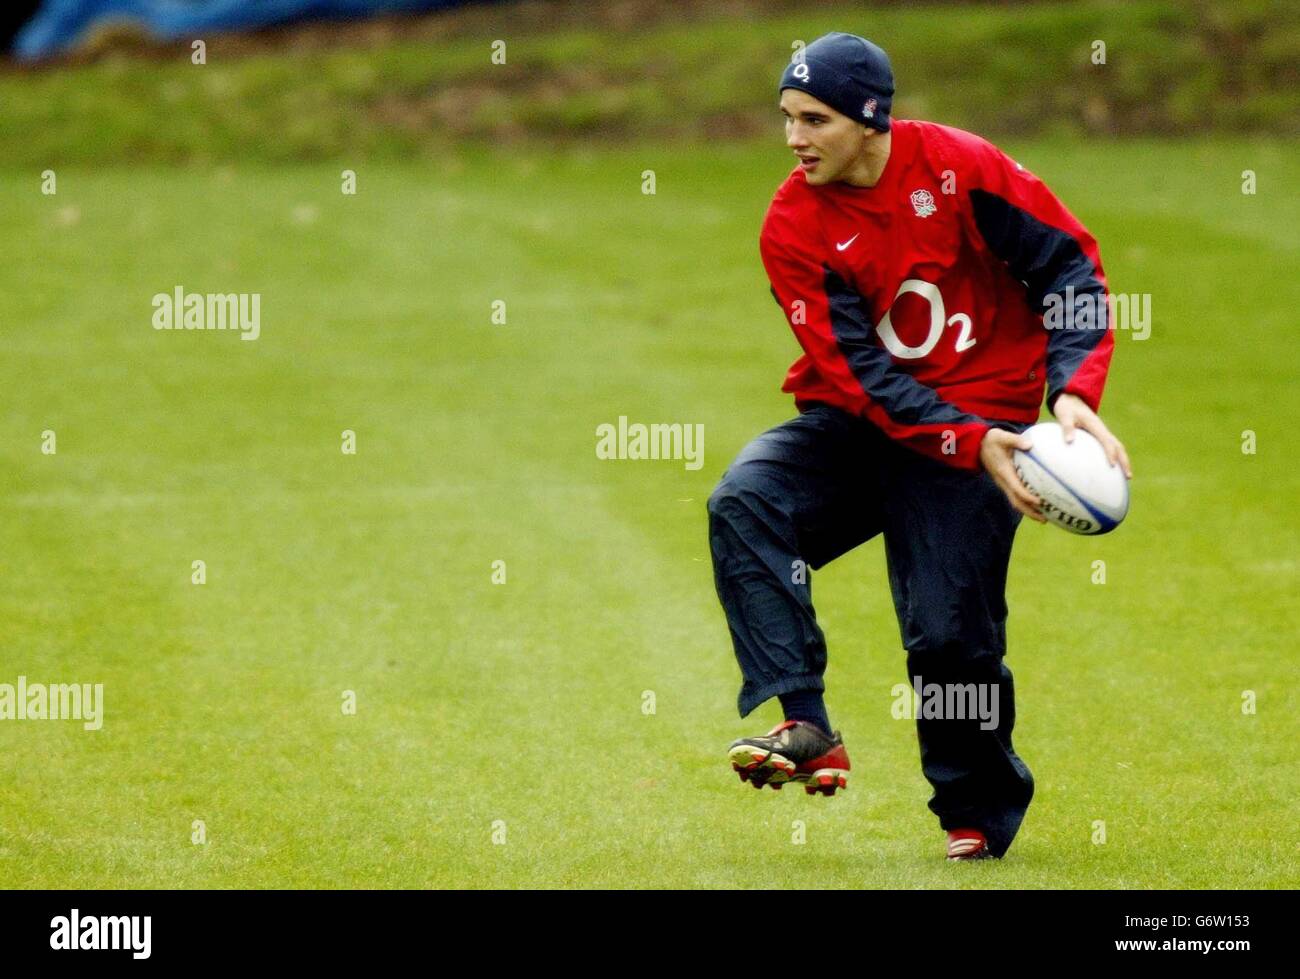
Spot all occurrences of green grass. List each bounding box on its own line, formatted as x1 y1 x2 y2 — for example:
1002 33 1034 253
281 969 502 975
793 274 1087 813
1 0 1296 166
0 135 1296 887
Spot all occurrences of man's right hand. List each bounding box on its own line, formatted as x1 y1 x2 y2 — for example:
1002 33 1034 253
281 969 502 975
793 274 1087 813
979 428 1046 523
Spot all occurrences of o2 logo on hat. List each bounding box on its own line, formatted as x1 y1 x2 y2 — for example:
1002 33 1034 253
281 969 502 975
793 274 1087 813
910 189 937 218
862 98 877 119
792 62 810 81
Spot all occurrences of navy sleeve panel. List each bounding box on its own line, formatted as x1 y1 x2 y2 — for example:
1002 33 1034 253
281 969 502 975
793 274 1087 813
969 187 1109 409
822 265 985 429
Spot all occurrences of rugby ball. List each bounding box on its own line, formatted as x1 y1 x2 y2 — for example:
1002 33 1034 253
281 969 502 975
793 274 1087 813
1013 422 1129 535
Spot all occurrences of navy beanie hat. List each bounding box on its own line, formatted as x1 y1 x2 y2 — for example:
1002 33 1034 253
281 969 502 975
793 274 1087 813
779 32 894 132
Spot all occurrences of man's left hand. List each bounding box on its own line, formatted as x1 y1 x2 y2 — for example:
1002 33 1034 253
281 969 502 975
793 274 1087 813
1052 393 1132 478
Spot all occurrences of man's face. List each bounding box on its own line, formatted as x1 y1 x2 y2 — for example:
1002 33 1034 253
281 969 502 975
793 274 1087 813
780 88 870 185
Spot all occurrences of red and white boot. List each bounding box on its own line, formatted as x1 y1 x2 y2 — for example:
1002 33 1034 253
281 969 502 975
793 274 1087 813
946 828 996 861
728 720 851 796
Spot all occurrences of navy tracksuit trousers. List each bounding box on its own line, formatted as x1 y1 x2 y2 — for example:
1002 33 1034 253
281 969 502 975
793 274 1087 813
707 402 1035 857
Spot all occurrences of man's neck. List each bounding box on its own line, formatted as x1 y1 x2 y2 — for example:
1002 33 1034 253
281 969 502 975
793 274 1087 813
841 130 892 188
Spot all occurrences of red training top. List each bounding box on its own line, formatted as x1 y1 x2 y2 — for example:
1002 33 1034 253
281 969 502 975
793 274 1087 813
759 118 1114 470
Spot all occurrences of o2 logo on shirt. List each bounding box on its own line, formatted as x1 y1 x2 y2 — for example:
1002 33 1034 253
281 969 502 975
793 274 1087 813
875 279 976 360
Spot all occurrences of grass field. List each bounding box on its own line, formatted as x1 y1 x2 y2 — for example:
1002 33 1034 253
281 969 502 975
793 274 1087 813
2 0 1296 165
0 134 1295 888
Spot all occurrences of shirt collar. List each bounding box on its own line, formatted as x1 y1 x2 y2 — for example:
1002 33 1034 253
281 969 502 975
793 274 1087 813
820 118 915 208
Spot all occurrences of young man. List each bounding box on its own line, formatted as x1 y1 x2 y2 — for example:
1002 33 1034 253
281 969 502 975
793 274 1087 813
708 32 1131 861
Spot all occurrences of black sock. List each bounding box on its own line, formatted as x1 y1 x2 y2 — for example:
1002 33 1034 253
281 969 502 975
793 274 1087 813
778 689 831 735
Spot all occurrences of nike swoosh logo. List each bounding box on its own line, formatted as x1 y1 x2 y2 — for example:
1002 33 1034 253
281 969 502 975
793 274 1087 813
835 233 859 251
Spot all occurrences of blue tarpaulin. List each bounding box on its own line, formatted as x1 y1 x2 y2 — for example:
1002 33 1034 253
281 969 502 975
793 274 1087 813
12 0 488 61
